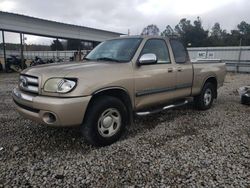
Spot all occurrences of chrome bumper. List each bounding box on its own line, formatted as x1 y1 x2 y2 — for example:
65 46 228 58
12 88 91 127
13 88 33 102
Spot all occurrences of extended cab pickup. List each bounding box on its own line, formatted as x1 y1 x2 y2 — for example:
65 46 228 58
12 36 226 146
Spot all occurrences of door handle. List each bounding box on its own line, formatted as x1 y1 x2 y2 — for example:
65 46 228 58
177 67 182 72
168 68 173 73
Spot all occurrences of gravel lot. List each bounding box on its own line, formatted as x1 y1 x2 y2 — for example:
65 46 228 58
0 73 250 187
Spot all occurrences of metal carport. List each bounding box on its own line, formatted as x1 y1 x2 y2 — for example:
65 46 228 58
0 11 123 70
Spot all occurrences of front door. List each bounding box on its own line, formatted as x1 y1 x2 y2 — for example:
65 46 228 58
134 39 177 110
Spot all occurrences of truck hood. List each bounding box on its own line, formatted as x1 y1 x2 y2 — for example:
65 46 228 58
22 61 119 78
22 61 133 97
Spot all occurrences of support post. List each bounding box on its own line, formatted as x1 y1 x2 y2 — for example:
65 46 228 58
56 38 59 60
79 40 82 61
2 30 6 71
20 32 24 69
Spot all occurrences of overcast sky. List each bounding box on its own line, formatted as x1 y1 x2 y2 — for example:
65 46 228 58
0 0 250 44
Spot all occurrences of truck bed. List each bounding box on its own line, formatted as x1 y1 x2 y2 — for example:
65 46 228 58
191 59 226 96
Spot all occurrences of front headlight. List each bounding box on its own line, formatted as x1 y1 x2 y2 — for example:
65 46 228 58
44 78 77 93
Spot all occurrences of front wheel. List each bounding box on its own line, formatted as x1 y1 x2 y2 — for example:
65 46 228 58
194 82 216 110
81 96 127 146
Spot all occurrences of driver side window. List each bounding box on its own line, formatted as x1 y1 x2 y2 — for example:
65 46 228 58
140 39 171 64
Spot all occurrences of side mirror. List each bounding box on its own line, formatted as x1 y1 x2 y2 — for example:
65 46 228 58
138 53 157 65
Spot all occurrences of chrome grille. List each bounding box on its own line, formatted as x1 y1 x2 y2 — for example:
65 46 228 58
19 74 39 94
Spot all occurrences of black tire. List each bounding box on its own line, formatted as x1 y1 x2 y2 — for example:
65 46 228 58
194 82 216 110
81 96 128 146
241 95 250 105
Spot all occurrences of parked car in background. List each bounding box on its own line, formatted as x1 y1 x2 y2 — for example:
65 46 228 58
12 36 226 146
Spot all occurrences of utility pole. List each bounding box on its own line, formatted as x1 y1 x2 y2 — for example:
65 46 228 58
236 38 242 73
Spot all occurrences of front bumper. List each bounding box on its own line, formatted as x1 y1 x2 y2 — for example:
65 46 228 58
12 88 91 127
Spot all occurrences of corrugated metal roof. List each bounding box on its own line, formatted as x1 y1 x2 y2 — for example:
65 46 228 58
0 11 124 41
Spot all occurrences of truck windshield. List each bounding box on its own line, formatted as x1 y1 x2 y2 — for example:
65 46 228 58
85 38 142 62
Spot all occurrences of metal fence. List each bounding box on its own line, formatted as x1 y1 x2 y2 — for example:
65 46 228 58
188 46 250 73
1 47 250 73
0 50 90 61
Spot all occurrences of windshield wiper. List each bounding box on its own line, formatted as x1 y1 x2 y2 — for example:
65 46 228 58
96 57 122 62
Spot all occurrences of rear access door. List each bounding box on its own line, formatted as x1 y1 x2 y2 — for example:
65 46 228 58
170 39 193 99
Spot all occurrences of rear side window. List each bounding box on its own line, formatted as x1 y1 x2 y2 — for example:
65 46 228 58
140 39 170 64
170 40 188 64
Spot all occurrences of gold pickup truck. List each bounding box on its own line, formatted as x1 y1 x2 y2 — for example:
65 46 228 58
12 36 226 146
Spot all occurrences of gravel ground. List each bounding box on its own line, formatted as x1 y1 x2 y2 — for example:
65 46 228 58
0 72 250 187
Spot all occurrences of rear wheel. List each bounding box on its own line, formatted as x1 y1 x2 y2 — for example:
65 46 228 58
194 82 216 110
81 96 127 146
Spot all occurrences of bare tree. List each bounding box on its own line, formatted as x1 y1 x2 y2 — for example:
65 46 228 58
141 24 160 36
161 25 177 37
